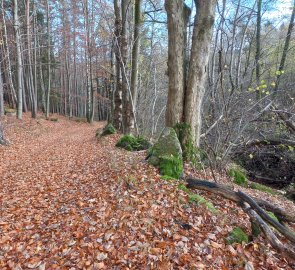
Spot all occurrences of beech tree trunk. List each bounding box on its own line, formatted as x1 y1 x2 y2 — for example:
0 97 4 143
14 0 23 119
165 0 216 147
165 0 185 127
46 0 51 118
130 0 142 122
184 0 216 146
0 62 4 117
113 0 123 131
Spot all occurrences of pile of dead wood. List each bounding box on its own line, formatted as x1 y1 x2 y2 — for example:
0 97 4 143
186 178 295 260
234 137 295 189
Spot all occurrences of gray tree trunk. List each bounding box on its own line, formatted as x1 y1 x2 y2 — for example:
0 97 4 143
130 0 142 116
46 0 51 118
165 0 185 127
14 0 23 119
184 0 216 146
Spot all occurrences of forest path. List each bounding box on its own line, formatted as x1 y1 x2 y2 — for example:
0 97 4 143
0 114 294 269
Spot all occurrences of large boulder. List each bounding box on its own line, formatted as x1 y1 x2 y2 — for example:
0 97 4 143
147 127 183 179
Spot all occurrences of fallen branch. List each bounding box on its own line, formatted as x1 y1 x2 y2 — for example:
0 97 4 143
237 190 295 244
242 203 295 260
186 178 295 223
186 178 295 259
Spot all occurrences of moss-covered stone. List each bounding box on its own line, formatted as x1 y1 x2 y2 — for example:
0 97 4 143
116 134 151 151
228 164 248 186
226 227 248 244
96 123 116 137
147 127 183 179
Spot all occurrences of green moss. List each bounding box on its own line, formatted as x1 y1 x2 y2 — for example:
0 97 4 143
178 183 190 193
159 155 183 179
97 123 116 137
228 167 248 186
249 182 277 195
226 227 249 244
188 194 218 214
267 211 279 223
148 128 183 179
161 175 177 181
251 221 261 238
116 134 151 151
174 123 207 168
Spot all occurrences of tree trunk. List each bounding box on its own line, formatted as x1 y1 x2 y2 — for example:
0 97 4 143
130 0 142 131
0 62 4 117
273 0 295 95
46 0 51 118
14 0 23 119
26 0 37 118
255 0 262 101
1 0 17 106
165 0 185 127
184 0 216 146
113 0 123 130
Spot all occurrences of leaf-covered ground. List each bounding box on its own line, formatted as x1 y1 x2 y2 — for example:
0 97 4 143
0 114 294 269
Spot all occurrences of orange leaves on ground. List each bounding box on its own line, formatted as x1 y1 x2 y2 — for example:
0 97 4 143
0 113 294 269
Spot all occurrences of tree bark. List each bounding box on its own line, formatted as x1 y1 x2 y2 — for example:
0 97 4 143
14 0 23 119
273 0 295 96
0 62 4 117
46 0 51 118
165 0 185 127
184 0 216 146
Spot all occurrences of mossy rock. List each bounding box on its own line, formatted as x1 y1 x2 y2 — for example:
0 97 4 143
116 134 151 151
147 127 183 179
226 227 248 244
96 123 116 137
228 164 248 186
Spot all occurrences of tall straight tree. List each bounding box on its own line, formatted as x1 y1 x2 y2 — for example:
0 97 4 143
130 0 142 128
46 0 51 118
0 62 4 117
14 0 23 119
26 0 37 118
165 0 216 147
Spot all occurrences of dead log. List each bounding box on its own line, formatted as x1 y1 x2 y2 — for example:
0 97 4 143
186 178 295 223
242 203 295 260
237 190 295 244
186 178 295 259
